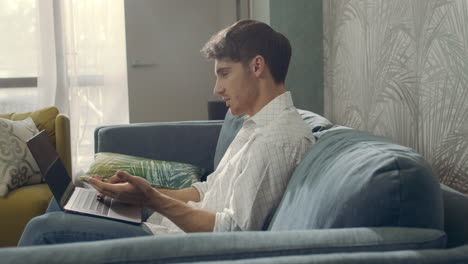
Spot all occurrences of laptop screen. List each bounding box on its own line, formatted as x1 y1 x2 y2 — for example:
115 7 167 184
26 130 74 207
26 130 58 175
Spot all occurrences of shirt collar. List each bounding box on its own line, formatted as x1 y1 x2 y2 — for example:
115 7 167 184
244 91 294 127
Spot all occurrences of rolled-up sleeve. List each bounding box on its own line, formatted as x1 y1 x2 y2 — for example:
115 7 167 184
191 180 209 201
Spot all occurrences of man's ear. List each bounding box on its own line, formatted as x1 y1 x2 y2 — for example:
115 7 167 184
251 55 266 77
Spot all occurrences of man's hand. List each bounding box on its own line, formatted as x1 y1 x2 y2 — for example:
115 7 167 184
85 170 156 207
86 170 215 232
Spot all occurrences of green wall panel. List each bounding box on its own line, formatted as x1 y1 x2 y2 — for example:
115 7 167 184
270 0 323 114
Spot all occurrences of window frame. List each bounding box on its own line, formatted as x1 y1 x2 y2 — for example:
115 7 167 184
0 77 37 88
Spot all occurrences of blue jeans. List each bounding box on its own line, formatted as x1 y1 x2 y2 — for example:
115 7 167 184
18 198 154 246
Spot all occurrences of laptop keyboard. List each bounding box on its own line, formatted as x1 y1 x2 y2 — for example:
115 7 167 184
75 190 110 215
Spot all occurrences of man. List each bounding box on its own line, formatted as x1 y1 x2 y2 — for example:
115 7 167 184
18 20 314 245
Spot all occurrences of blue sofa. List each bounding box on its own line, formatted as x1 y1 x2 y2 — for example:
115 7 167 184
0 110 467 264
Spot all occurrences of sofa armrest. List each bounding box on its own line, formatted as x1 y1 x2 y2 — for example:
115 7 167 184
94 120 223 176
195 245 468 264
55 113 72 176
0 227 446 263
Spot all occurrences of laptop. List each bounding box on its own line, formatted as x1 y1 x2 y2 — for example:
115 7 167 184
27 130 142 224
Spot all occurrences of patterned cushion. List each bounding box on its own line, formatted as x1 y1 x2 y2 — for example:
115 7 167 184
11 107 59 147
0 117 41 196
83 152 205 189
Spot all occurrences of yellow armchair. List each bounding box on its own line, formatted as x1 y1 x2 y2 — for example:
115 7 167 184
0 107 71 247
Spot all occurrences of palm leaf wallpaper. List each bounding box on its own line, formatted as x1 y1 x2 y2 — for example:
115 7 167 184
324 0 468 194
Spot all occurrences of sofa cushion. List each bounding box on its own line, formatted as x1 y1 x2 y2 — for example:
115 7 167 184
11 106 59 147
0 117 42 197
269 128 444 231
297 109 333 134
83 152 204 189
213 109 333 169
0 183 52 246
0 113 13 119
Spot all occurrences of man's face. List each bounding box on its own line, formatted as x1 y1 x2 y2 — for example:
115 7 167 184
213 58 259 116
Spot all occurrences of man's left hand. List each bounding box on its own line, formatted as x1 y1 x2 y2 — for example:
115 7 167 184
85 170 156 206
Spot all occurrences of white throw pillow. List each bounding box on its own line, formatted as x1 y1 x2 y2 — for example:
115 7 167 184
0 117 42 196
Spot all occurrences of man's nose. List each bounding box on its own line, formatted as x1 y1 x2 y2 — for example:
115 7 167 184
213 81 223 96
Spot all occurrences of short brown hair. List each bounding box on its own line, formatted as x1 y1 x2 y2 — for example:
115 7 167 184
201 20 292 84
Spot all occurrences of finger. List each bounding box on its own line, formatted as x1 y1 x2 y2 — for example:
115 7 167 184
98 189 115 198
116 171 147 188
92 175 102 181
116 171 153 194
86 177 123 201
85 176 99 186
85 177 111 194
108 174 123 184
116 170 134 182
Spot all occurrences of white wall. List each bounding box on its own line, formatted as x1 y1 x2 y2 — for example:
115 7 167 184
124 0 238 123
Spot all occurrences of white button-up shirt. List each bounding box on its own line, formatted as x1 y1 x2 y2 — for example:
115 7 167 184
144 91 315 233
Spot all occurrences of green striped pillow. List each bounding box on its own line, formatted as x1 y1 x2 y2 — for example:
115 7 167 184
84 152 204 189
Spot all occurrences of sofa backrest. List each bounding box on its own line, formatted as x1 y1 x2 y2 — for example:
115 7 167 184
268 128 444 231
441 184 468 248
213 110 244 169
214 108 444 232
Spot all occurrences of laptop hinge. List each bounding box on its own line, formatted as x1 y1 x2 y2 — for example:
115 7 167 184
61 184 75 207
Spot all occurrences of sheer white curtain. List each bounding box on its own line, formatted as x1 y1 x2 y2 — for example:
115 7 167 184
36 0 129 175
36 0 55 108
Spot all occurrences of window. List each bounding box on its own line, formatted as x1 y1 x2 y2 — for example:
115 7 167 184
0 0 129 175
0 0 38 113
